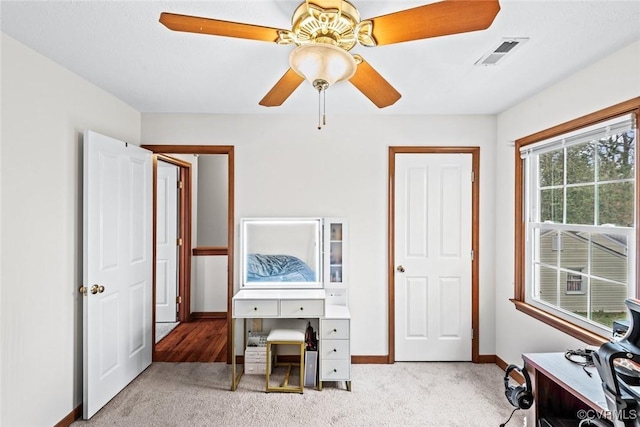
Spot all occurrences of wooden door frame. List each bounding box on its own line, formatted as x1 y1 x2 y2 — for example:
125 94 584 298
144 145 235 363
155 154 192 323
388 146 480 363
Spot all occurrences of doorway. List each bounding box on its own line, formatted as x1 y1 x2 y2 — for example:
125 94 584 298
388 146 480 363
144 145 235 363
155 156 192 343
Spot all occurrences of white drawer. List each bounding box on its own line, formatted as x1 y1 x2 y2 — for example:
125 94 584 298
320 339 350 360
245 363 270 375
245 347 267 355
320 359 350 381
321 319 349 339
234 299 278 317
280 299 324 317
244 353 267 363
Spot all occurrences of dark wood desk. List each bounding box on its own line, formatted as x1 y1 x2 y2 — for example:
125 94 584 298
523 352 609 424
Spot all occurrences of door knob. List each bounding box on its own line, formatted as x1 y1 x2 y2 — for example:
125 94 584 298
90 284 105 294
396 265 405 273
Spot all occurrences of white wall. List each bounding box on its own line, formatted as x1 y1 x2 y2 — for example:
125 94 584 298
197 154 228 246
494 40 640 366
193 256 228 312
192 154 229 313
141 113 498 357
0 34 141 426
0 36 4 426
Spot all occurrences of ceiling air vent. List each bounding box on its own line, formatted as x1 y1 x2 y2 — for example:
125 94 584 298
475 38 529 66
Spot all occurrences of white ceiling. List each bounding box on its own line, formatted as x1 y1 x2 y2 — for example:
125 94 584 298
2 1 639 115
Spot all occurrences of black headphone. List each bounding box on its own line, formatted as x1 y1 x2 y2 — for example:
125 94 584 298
504 364 533 410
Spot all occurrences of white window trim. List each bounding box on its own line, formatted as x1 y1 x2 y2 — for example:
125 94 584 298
520 113 637 336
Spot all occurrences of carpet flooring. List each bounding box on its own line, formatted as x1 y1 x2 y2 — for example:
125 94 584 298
155 322 179 344
71 361 527 427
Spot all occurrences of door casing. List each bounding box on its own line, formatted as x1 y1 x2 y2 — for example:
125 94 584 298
388 146 480 363
144 145 234 363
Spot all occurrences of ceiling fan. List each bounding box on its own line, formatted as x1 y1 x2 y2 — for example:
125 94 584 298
160 0 501 110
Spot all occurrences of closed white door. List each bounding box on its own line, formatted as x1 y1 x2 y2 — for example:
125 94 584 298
82 131 153 418
394 153 472 361
156 160 179 322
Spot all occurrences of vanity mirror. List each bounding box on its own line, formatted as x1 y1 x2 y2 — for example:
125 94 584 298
240 218 323 289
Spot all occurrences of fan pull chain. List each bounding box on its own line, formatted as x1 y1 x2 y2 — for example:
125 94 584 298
322 88 327 128
317 87 327 130
317 86 322 130
313 79 329 130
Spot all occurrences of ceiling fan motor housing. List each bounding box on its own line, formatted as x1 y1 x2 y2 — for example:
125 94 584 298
284 0 375 50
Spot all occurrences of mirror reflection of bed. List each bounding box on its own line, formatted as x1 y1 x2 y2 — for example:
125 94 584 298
242 219 322 288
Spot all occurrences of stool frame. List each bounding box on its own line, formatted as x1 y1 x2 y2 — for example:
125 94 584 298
265 339 305 394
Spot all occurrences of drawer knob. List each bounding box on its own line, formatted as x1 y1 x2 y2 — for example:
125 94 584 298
253 307 258 311
333 348 337 352
333 328 337 332
300 307 304 311
333 368 337 372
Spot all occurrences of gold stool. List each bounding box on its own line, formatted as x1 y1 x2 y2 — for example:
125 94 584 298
266 329 305 393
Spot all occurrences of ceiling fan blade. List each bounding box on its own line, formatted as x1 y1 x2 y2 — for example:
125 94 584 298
349 57 401 108
159 12 285 43
259 68 305 107
367 0 500 46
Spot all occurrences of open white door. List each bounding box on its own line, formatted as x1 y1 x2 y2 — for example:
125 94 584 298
82 131 153 419
156 160 179 322
394 153 472 361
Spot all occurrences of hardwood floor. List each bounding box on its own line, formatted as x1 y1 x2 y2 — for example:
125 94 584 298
154 318 227 363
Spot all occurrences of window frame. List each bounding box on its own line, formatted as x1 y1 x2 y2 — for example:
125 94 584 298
513 98 640 346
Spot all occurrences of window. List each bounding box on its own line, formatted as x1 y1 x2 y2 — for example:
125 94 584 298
514 99 639 342
566 270 584 294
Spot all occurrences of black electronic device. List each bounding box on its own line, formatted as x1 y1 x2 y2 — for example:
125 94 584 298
504 364 534 410
593 299 640 427
614 320 630 338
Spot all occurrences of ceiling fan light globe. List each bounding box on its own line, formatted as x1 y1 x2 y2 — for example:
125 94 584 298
289 43 356 87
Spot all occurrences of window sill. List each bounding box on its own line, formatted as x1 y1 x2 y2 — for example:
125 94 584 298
510 299 608 346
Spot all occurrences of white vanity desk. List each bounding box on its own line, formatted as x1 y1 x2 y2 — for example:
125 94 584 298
231 289 351 391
